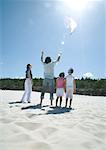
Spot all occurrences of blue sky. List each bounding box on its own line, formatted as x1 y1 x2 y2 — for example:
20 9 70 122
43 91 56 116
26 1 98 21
0 0 106 79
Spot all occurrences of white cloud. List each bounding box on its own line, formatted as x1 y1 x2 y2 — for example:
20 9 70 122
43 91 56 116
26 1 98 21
83 72 94 79
14 76 25 79
74 76 78 80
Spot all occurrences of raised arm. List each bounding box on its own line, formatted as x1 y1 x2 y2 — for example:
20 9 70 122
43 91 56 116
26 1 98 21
41 51 44 63
53 54 61 63
57 55 61 62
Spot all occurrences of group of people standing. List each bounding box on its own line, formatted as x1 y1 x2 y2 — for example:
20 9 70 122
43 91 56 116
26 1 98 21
21 51 76 108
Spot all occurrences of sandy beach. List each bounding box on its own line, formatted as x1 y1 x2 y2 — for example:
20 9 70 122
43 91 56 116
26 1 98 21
0 90 106 150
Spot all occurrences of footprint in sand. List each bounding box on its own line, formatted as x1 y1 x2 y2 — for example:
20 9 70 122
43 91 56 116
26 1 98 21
7 133 32 143
83 140 104 150
26 113 37 118
30 142 51 150
0 142 51 150
15 122 42 131
39 127 58 139
0 118 13 124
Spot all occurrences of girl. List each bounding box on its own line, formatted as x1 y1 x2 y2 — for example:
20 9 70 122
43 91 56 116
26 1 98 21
21 64 33 103
56 72 65 107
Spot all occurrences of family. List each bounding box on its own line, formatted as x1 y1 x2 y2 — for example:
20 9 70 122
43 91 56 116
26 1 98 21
21 51 76 108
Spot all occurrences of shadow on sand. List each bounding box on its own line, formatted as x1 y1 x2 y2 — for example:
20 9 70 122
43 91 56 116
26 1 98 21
9 101 23 108
21 104 42 110
46 107 73 115
9 101 22 104
21 104 74 115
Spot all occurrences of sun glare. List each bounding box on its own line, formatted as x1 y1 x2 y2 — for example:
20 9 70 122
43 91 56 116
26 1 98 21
64 0 88 11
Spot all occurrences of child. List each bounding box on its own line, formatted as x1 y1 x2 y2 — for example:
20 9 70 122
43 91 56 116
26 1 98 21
56 72 65 107
40 51 61 106
65 68 76 108
21 64 33 103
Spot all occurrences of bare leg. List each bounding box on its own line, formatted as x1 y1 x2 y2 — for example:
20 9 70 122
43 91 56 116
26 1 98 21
40 98 43 106
69 99 72 108
51 99 53 106
40 92 44 106
60 97 62 107
50 93 53 101
50 93 53 106
65 98 68 107
56 97 59 107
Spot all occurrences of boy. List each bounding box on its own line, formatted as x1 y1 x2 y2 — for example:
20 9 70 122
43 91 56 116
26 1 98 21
65 68 76 108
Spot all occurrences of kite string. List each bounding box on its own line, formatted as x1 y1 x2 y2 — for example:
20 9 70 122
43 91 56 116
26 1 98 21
57 16 77 56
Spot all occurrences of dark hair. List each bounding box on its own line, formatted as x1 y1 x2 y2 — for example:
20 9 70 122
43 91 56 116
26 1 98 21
59 72 65 78
68 68 74 74
27 64 31 70
45 57 51 64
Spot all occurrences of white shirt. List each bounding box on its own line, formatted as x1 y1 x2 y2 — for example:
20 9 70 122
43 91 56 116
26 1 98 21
66 74 74 87
43 62 57 79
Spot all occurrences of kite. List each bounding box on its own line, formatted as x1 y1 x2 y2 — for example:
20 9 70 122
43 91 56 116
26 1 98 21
65 16 77 34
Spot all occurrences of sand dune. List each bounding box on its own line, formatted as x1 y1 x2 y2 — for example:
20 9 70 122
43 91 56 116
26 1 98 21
0 90 106 150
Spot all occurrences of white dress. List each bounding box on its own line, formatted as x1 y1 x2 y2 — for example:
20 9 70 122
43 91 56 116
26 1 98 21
21 69 32 103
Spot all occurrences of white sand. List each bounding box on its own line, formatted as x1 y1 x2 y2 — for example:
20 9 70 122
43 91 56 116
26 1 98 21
0 90 106 150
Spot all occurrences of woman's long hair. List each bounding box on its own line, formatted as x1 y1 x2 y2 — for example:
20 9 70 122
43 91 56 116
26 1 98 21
45 57 51 64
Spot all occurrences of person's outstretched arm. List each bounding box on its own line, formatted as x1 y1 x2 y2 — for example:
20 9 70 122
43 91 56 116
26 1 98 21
53 54 61 63
41 51 44 63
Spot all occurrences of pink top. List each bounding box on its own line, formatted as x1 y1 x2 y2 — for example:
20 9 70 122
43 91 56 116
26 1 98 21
56 77 65 88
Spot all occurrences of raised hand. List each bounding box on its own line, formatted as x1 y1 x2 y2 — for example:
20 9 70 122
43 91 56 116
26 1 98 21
41 50 44 55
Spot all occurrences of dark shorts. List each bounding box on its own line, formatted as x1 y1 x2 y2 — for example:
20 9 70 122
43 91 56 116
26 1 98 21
42 78 55 93
41 78 55 100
